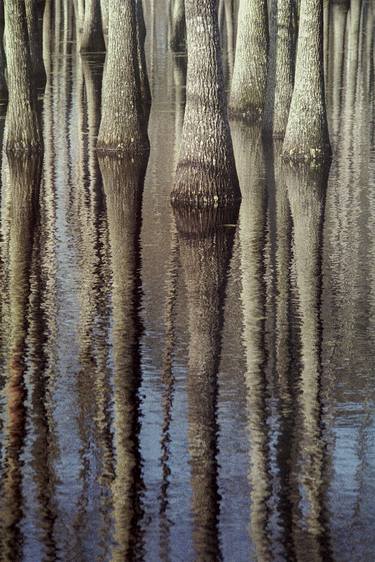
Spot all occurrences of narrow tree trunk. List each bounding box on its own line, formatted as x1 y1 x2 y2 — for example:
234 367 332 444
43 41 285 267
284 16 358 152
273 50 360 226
136 0 151 115
171 0 240 207
101 0 109 46
25 0 46 86
282 0 331 162
263 0 295 138
169 0 186 51
3 0 42 152
0 1 7 99
97 0 149 155
80 0 105 52
229 0 269 121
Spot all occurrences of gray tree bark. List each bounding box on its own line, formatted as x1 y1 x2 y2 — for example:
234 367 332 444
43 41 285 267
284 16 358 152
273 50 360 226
229 0 269 121
282 0 331 162
80 0 105 52
97 0 149 155
3 0 42 153
174 204 238 561
169 0 186 51
263 0 295 138
101 0 109 46
171 0 240 207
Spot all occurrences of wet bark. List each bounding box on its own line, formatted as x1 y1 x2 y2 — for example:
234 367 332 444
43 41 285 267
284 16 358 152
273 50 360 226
169 0 186 51
263 0 295 138
171 0 240 207
80 0 105 53
3 0 42 153
97 0 149 156
229 0 269 121
174 204 239 561
282 0 331 162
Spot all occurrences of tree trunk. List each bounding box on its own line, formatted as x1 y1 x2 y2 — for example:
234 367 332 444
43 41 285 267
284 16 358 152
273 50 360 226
263 0 295 138
0 1 7 99
136 0 151 116
25 0 46 86
3 0 42 152
229 0 269 121
97 0 149 155
101 0 109 46
282 0 331 162
80 0 105 52
174 204 239 561
171 0 240 207
169 0 186 51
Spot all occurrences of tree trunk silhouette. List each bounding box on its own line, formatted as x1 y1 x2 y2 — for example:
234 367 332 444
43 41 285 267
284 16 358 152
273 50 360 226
101 0 109 46
25 0 46 86
97 0 149 155
229 0 268 121
171 0 240 207
169 0 186 51
283 0 331 162
263 0 295 138
174 204 239 561
0 1 7 99
136 0 151 116
3 0 42 153
80 0 105 53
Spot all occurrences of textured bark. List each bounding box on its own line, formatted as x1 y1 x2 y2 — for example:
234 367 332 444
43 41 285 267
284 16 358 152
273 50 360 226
3 0 42 152
229 0 269 121
171 0 240 207
169 0 186 51
99 154 148 561
282 0 331 162
0 1 7 99
263 0 295 138
174 204 239 561
25 0 46 86
80 0 105 52
97 0 149 155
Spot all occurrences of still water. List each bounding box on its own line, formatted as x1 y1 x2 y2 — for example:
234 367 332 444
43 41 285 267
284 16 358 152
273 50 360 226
0 3 375 562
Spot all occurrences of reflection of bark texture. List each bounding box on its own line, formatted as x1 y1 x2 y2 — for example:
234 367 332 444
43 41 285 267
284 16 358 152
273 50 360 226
175 204 239 561
286 163 331 561
99 154 148 561
97 0 149 155
233 124 272 561
230 0 268 121
0 155 41 561
3 0 41 152
171 0 240 206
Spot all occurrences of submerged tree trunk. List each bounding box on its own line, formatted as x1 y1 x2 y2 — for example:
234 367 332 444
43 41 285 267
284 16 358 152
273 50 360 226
80 0 105 52
3 0 41 152
282 0 331 162
229 0 269 121
97 0 149 155
263 0 295 138
174 204 239 561
25 0 46 86
171 0 240 207
169 0 186 51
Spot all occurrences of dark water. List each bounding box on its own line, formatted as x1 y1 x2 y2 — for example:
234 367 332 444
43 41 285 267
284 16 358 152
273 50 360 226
0 3 375 561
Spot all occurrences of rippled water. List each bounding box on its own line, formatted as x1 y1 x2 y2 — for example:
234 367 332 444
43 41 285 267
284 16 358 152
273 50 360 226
0 3 374 561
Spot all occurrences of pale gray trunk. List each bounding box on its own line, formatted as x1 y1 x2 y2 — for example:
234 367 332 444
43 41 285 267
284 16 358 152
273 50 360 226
282 0 331 161
174 204 238 561
171 0 240 207
169 0 186 51
229 0 269 121
101 0 109 46
97 0 149 155
25 0 46 85
263 0 295 138
73 0 85 33
80 0 105 52
330 1 349 140
3 0 41 152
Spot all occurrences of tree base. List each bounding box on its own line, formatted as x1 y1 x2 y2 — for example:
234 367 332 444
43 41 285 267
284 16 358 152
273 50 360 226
228 104 264 124
96 137 150 159
282 142 332 164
